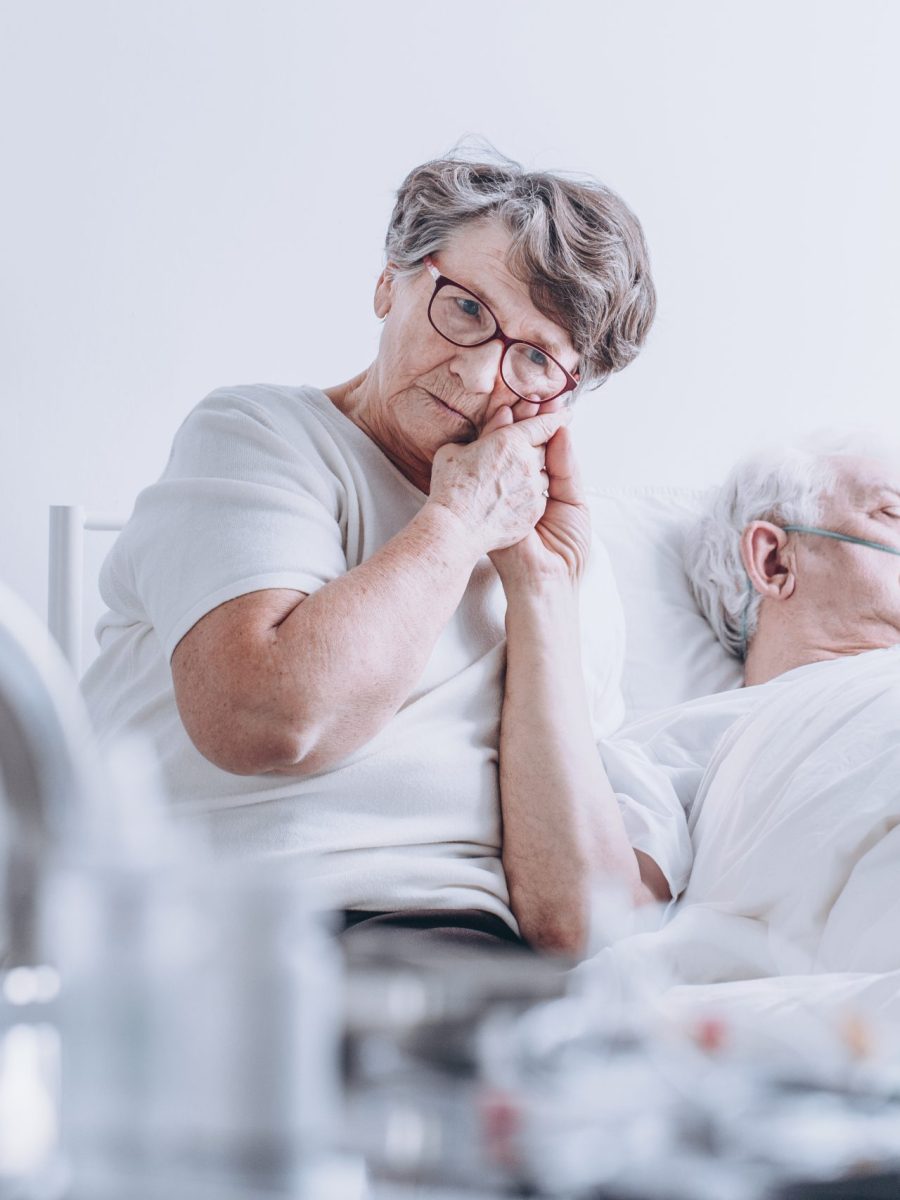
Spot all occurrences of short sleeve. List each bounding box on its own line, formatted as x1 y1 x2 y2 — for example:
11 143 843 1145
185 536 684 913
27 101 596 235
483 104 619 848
100 390 349 660
598 734 695 898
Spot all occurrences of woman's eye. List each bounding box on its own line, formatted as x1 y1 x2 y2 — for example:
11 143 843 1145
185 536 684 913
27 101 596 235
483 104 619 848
525 346 549 368
455 298 482 319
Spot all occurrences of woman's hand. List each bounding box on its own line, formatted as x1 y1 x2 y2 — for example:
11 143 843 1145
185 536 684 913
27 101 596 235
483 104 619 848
485 402 591 590
426 407 571 556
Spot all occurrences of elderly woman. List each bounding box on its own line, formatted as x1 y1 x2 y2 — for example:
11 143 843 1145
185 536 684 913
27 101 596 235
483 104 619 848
82 150 658 953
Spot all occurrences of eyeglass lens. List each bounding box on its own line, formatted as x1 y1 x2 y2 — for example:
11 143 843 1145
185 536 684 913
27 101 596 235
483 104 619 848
429 283 567 401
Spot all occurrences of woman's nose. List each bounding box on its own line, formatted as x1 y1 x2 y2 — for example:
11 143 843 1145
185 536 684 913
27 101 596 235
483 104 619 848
449 340 509 400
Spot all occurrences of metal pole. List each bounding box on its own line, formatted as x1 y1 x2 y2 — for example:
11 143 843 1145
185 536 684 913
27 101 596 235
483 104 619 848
48 505 85 678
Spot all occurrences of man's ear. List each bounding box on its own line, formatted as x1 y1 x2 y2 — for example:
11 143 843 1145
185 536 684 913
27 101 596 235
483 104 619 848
374 263 396 319
741 521 796 602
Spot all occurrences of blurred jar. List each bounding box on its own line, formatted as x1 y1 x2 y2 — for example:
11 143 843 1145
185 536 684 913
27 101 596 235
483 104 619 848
42 740 343 1200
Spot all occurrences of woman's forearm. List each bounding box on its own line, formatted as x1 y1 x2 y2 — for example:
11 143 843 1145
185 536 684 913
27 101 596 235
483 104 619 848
248 503 483 775
499 582 656 956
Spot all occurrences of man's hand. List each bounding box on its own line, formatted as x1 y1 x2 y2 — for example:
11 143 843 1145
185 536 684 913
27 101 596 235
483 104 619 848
485 400 591 590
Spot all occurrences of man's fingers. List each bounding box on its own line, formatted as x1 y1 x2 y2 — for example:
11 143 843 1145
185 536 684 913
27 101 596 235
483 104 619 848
544 425 583 505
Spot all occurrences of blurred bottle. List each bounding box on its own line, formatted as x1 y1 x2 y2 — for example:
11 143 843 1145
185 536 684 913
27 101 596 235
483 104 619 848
44 737 344 1200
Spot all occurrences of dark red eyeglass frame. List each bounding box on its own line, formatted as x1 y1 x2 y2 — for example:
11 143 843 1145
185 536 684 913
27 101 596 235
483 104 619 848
422 256 579 403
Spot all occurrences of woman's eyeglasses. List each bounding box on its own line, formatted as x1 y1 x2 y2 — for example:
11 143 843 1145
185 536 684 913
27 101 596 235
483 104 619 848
423 256 578 404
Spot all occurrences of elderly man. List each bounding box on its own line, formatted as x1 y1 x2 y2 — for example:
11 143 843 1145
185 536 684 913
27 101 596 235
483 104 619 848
530 437 900 971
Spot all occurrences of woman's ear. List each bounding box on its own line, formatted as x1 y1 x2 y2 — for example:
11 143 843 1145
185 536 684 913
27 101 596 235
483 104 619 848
374 263 395 319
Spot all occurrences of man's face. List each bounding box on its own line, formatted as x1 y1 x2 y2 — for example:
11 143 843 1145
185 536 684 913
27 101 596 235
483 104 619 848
795 455 900 649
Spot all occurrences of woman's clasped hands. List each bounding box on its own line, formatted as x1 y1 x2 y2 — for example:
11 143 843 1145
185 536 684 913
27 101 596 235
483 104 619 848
427 400 591 588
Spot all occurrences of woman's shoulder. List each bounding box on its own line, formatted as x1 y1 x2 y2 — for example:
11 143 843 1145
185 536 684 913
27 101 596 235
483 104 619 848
177 383 364 456
173 383 420 499
192 382 331 430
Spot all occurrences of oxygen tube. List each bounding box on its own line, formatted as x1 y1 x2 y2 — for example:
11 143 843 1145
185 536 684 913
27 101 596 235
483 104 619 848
739 526 900 660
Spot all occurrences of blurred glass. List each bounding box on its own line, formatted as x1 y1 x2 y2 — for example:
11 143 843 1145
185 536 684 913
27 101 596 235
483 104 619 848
48 858 341 1199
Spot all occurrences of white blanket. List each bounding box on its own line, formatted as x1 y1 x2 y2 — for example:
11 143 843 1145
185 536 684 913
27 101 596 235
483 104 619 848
599 647 900 1013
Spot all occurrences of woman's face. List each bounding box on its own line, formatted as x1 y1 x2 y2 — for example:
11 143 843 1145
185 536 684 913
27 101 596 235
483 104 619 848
364 217 580 486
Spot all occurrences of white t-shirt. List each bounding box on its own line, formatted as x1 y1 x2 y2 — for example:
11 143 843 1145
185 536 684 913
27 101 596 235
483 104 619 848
82 384 626 928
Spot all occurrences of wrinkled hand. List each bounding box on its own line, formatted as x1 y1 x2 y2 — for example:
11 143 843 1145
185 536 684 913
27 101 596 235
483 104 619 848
485 401 591 589
427 406 571 556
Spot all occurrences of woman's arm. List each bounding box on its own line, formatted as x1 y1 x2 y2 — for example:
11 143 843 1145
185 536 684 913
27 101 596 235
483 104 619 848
171 410 567 777
491 420 669 957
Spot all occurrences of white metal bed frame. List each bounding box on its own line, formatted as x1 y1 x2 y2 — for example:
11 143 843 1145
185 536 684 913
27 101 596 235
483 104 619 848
47 505 127 677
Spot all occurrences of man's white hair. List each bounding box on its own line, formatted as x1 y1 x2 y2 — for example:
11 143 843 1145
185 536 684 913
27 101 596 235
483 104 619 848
683 431 900 660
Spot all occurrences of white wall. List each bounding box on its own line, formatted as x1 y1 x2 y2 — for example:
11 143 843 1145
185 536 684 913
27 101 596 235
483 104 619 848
3 0 899 626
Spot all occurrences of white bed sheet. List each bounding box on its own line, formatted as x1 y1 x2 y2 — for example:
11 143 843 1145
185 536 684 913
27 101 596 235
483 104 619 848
597 646 900 1021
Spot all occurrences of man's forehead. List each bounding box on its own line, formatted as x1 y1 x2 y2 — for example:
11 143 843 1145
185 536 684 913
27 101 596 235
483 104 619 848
828 455 900 504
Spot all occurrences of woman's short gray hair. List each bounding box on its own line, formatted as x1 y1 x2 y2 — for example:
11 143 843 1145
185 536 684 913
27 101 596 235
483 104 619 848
384 146 656 391
683 432 894 660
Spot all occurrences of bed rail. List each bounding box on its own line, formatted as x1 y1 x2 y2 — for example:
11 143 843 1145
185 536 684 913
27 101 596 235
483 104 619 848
48 506 127 677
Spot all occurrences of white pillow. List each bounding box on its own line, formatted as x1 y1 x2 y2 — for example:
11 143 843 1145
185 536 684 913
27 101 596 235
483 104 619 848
584 486 743 722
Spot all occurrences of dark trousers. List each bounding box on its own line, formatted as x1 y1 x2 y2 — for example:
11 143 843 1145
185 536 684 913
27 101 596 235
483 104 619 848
340 907 533 952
